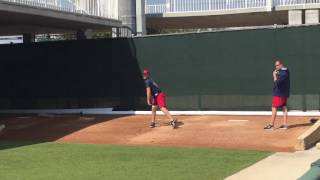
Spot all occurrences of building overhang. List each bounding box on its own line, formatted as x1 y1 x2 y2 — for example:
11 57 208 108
0 1 122 35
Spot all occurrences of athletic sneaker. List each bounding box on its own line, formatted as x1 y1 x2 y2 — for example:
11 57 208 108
170 119 178 129
264 124 274 130
278 125 289 130
149 122 155 128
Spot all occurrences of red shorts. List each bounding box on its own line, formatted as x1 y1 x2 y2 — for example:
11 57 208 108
272 96 287 108
152 92 167 108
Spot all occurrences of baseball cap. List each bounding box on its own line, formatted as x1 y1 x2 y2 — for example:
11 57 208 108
143 69 149 75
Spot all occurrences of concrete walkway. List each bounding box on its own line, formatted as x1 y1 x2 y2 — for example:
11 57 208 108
226 148 320 180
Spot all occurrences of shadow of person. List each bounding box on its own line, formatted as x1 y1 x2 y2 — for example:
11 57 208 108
288 118 318 129
176 121 184 128
159 121 184 129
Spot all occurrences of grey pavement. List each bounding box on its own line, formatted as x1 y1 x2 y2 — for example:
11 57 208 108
226 147 320 180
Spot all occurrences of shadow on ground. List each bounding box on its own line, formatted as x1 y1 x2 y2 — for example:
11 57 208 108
288 118 318 129
0 114 130 150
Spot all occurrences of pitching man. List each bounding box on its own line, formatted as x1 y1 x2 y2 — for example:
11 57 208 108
143 69 177 128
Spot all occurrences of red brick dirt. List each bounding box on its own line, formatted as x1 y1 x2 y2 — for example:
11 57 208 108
0 115 316 152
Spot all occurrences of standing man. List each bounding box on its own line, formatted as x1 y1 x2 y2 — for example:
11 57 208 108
143 69 177 128
264 60 290 130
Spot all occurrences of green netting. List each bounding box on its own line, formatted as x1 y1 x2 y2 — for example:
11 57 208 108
134 26 320 110
0 25 319 110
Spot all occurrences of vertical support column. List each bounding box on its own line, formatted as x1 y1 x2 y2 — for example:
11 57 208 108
288 10 303 25
97 0 100 16
76 29 93 40
166 0 171 12
136 0 146 36
112 27 120 38
173 0 175 12
305 9 319 24
111 0 120 38
84 29 93 39
76 30 86 40
266 0 273 12
23 33 35 43
118 0 136 37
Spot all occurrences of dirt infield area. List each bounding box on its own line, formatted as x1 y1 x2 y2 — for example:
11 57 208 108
0 114 317 152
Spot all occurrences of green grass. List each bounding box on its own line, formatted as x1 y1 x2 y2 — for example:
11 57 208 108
0 141 271 180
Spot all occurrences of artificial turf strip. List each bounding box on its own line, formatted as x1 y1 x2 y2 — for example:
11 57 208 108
0 141 271 180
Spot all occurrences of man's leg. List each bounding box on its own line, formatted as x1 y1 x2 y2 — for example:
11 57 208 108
160 107 177 128
149 105 157 128
265 107 277 129
278 106 289 129
160 107 174 121
157 92 177 128
271 107 277 126
283 106 288 125
157 93 175 121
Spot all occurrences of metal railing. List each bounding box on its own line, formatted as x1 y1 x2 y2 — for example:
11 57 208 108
169 0 267 12
146 0 320 14
146 4 167 14
0 0 118 19
74 0 118 19
274 0 320 6
146 0 268 14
